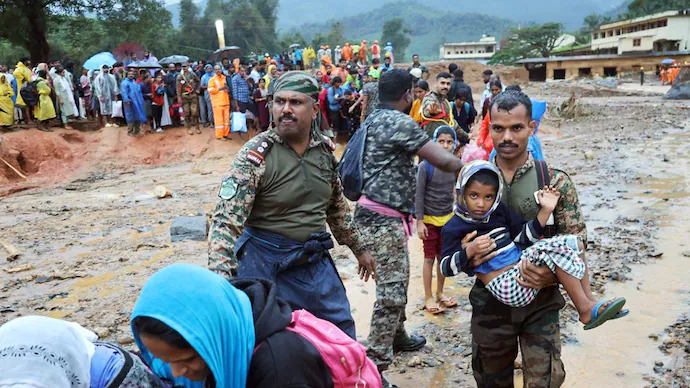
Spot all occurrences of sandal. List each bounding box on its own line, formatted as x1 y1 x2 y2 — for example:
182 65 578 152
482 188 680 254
437 296 458 308
584 298 626 330
423 299 445 315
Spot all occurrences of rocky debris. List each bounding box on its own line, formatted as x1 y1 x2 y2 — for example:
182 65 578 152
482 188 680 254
4 264 32 274
154 186 172 199
93 327 111 338
170 216 208 242
117 334 134 345
1 241 21 262
664 68 690 100
681 251 690 257
553 93 590 119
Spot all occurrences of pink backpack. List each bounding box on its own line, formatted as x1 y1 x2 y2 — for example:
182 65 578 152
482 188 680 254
286 309 382 388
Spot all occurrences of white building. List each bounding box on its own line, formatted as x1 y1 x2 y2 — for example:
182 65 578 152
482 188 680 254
591 9 690 55
439 35 497 61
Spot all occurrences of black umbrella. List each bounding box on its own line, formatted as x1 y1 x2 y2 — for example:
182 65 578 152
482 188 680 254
159 55 190 65
209 46 244 63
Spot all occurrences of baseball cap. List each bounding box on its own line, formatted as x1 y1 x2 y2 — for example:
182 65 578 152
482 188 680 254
410 68 422 79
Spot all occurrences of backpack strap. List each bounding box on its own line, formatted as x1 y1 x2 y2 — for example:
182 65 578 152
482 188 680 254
425 161 434 184
464 102 470 116
534 160 557 238
108 344 135 387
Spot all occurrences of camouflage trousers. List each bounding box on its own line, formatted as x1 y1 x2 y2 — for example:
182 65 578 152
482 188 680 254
357 222 410 370
470 280 566 388
181 96 198 127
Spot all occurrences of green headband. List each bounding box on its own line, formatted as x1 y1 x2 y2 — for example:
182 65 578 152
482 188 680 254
272 71 320 99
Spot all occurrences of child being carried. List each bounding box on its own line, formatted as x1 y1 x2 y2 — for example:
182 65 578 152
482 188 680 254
440 161 628 330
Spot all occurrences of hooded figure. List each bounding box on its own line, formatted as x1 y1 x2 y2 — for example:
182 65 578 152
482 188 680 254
95 65 118 115
342 42 353 62
371 40 381 60
131 263 334 388
334 45 342 64
0 71 14 126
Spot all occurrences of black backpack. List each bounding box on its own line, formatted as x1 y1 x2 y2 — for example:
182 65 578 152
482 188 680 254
20 80 40 107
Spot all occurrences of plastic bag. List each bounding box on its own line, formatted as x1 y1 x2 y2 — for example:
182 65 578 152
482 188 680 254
461 143 488 163
112 100 124 118
231 111 247 133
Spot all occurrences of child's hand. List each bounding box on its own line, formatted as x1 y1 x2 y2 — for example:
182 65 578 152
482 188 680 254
538 186 560 212
417 220 428 240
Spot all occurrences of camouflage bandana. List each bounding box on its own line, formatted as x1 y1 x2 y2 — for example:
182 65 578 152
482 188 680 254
272 71 320 100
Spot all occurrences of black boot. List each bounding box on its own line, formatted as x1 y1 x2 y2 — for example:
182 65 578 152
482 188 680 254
392 331 426 353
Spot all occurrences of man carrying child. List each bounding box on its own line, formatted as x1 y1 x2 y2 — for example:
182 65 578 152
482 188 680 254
444 90 627 388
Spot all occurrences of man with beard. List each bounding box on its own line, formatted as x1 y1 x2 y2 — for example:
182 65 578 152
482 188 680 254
208 72 377 340
459 90 590 388
420 72 466 143
355 69 465 387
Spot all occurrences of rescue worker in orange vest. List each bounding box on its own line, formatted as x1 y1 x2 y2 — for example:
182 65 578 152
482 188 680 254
342 43 353 63
208 65 231 140
359 40 369 66
371 40 381 61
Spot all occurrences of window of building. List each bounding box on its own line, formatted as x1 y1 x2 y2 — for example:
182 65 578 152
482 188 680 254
447 51 451 55
616 29 621 35
593 33 599 39
608 30 613 37
553 69 566 80
487 45 494 53
604 67 617 77
455 51 459 54
633 38 641 47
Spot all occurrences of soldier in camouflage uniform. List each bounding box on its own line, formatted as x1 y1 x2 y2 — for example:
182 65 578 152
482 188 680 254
207 71 376 339
420 72 468 145
176 63 201 135
355 69 464 388
465 90 591 388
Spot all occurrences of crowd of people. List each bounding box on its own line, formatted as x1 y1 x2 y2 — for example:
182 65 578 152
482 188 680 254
0 43 634 388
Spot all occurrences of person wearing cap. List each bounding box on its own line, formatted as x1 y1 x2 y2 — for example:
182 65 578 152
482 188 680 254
359 40 369 66
371 40 381 61
177 62 202 135
384 42 394 63
208 71 377 340
94 64 118 128
342 42 353 63
409 67 422 90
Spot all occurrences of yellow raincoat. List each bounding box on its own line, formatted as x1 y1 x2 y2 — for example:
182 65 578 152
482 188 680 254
302 46 316 68
33 77 56 121
0 74 14 126
13 61 32 107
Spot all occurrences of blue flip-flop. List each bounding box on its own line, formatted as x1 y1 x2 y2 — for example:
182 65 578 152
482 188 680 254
611 309 630 319
584 298 626 330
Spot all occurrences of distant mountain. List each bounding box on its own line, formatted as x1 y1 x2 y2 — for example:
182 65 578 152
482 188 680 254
288 1 515 60
165 0 627 30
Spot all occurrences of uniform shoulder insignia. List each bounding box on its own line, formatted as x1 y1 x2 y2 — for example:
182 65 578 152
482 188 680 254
246 135 273 166
322 135 336 152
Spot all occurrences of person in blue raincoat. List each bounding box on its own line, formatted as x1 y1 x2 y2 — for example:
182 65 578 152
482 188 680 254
121 69 146 136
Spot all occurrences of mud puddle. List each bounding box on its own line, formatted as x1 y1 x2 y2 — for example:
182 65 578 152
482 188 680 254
558 130 690 387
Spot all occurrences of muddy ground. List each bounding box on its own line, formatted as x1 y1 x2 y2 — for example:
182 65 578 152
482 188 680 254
1 82 689 387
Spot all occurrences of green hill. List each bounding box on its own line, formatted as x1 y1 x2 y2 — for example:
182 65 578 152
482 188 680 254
286 1 516 61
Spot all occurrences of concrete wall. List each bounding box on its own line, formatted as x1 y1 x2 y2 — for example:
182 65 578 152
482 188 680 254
592 15 690 54
440 43 496 60
543 54 690 80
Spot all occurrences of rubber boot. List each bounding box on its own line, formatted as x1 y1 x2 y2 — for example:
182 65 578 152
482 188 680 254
392 331 426 353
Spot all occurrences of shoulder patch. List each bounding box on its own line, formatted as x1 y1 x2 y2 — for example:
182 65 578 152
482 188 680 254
322 135 336 152
246 136 273 166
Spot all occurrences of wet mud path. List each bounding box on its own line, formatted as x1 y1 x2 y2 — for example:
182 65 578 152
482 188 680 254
1 92 689 387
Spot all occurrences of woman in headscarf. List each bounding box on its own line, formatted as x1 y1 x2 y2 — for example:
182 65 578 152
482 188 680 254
33 69 56 131
253 77 269 131
130 263 335 388
263 64 277 90
0 315 166 388
0 66 15 127
54 66 78 129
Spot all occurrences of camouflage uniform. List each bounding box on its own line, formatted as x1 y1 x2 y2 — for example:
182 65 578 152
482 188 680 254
471 154 587 388
361 81 380 120
354 107 431 370
208 124 365 337
176 71 201 127
420 91 468 144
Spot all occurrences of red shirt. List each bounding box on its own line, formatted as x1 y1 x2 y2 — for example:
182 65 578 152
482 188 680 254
151 82 165 106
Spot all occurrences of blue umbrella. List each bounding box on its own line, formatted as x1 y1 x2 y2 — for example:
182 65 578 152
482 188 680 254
83 52 117 70
661 58 674 65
